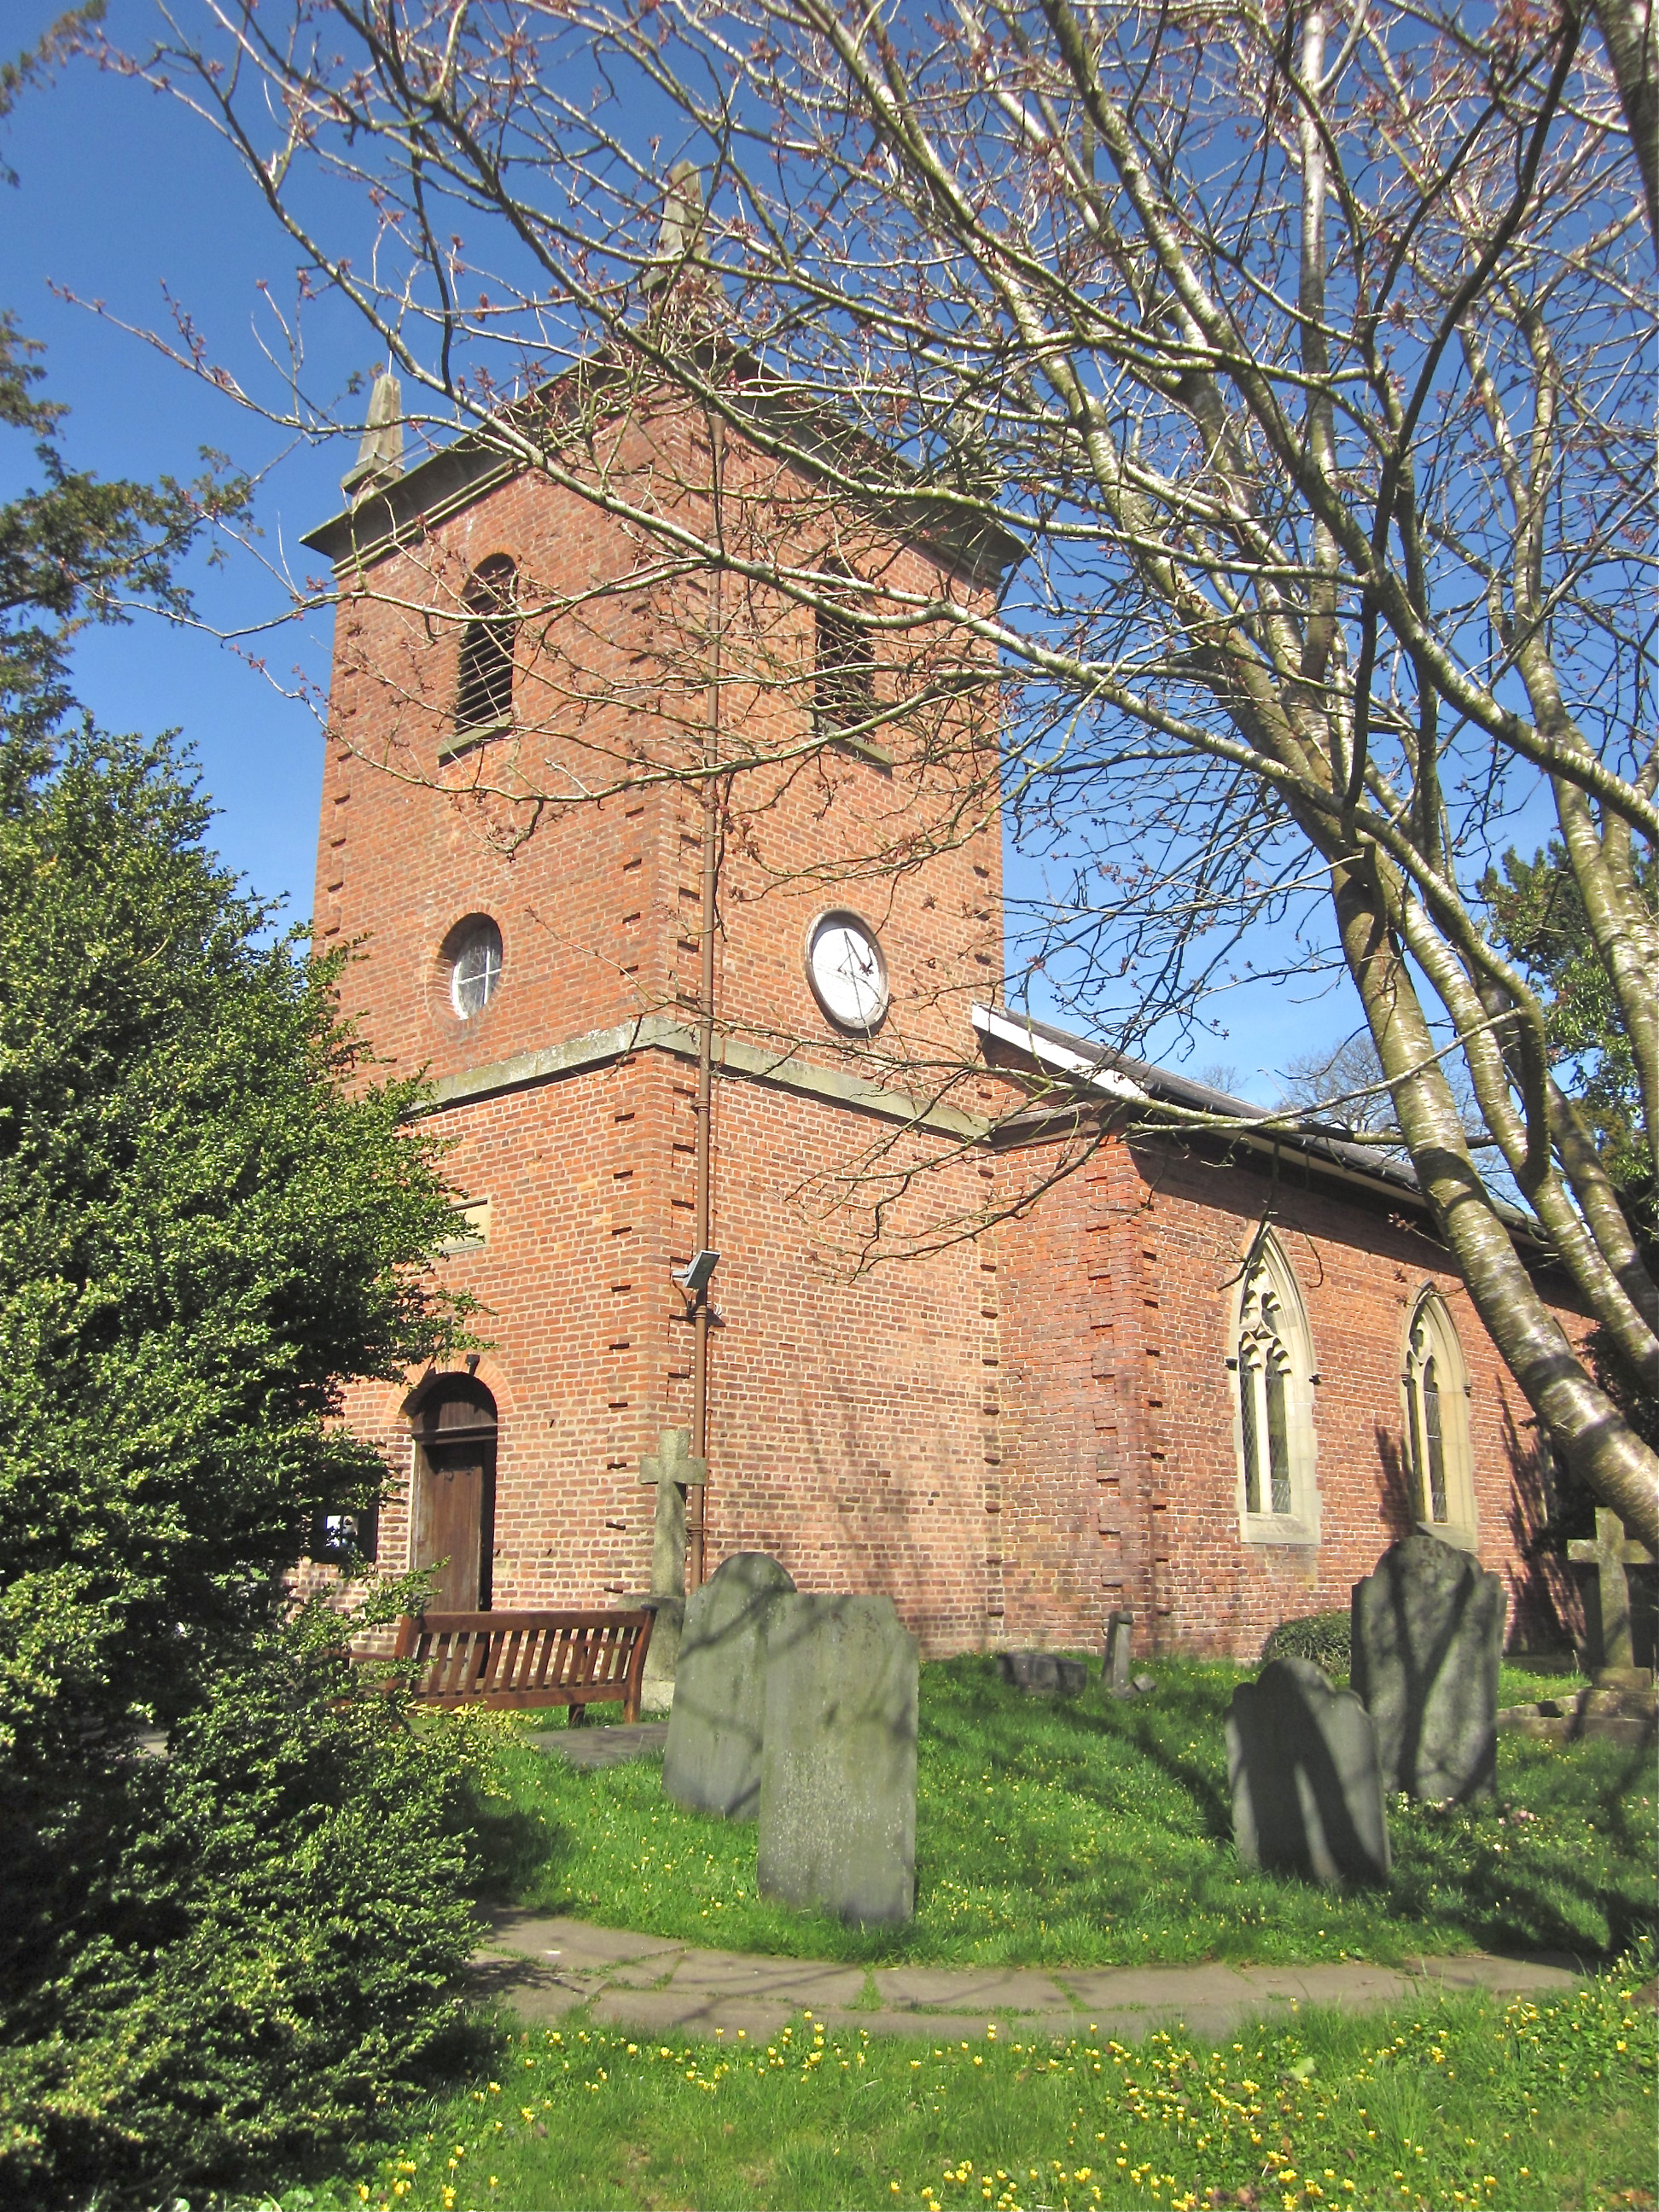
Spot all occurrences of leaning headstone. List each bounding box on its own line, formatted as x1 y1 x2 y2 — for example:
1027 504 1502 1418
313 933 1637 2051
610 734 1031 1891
758 1594 918 1924
1104 1610 1134 1697
997 1650 1088 1697
1227 1657 1390 1886
1351 1532 1505 1802
661 1552 795 1819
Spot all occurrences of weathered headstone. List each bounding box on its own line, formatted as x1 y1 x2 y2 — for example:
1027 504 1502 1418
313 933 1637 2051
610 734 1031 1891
1104 1610 1134 1697
1227 1657 1390 1886
997 1650 1088 1697
758 1594 918 1924
1351 1531 1505 1802
1568 1508 1656 1680
661 1551 795 1818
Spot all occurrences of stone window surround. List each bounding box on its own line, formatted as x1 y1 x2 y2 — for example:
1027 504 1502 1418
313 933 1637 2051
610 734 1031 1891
1400 1285 1479 1551
1226 1231 1321 1548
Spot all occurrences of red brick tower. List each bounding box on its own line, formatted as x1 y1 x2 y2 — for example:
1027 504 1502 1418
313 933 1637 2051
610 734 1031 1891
302 370 1017 1650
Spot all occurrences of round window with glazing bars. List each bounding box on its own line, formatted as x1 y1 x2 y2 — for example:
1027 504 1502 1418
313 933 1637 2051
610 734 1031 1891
449 918 504 1017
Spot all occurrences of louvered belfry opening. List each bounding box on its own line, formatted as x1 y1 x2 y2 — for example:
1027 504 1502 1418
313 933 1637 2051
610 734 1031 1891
813 569 875 736
454 555 519 733
411 1375 498 1611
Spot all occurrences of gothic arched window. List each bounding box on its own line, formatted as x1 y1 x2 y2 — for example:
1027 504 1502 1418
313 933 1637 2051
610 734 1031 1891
1231 1233 1320 1544
454 556 519 736
1403 1289 1477 1543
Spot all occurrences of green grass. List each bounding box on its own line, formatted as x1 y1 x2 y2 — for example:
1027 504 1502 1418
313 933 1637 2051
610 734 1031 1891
470 1657 1656 1968
242 1953 1658 2212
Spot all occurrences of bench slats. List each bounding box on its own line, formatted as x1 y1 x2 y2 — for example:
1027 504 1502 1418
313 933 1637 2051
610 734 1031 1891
392 1608 655 1722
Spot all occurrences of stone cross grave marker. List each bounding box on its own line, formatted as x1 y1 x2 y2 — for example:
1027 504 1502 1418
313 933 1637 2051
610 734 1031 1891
640 1426 707 1600
1568 1507 1656 1677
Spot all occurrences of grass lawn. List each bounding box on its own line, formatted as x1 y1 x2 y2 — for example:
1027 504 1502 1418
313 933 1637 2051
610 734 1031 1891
469 1656 1657 1969
253 1960 1657 2212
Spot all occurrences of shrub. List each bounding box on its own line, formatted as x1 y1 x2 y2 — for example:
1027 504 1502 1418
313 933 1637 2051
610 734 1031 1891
1261 1609 1352 1670
0 1597 479 2208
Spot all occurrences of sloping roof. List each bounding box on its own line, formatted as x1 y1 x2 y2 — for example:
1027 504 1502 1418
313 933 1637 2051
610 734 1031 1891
971 1001 1428 1206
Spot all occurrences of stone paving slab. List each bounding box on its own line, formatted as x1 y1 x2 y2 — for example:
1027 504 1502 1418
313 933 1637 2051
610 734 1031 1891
668 1953 868 2008
526 1722 669 1768
1402 1951 1582 1994
874 1965 1072 2014
588 1988 796 2040
474 1913 1588 2047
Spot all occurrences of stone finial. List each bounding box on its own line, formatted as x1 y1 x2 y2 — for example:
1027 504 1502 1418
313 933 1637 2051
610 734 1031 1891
643 161 705 290
341 367 405 504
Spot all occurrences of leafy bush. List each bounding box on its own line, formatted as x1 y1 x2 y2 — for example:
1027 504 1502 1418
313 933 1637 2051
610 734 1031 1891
0 1595 478 2207
1261 1609 1352 1670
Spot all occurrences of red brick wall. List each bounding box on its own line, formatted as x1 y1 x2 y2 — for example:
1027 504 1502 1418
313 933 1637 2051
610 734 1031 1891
997 1123 1580 1662
330 1047 998 1653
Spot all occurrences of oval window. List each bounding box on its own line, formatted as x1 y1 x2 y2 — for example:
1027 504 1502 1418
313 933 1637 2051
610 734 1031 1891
450 918 504 1018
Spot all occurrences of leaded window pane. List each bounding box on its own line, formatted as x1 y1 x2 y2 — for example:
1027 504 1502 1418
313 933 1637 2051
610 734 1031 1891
1240 1354 1262 1515
1423 1354 1447 1521
1266 1358 1292 1515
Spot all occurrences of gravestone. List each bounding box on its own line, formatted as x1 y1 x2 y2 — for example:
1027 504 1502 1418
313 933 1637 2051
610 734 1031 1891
997 1650 1088 1697
1568 1508 1656 1680
661 1551 795 1818
1351 1531 1505 1802
632 1427 708 1713
1227 1657 1390 1885
641 1426 707 1599
1104 1610 1134 1697
758 1594 918 1924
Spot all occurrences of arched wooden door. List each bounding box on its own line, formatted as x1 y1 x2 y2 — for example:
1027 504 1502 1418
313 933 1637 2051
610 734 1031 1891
411 1376 498 1610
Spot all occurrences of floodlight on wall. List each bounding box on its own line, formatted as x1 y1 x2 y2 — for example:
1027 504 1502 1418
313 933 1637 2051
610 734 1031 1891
672 1249 720 1295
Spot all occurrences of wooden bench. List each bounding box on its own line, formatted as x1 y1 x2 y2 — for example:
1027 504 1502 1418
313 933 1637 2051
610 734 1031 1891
391 1607 655 1724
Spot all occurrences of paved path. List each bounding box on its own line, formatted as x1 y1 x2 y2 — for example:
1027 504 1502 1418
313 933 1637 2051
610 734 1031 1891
472 1911 1586 2046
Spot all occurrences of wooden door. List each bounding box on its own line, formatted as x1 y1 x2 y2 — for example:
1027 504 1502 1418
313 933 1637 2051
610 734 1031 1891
416 1439 495 1610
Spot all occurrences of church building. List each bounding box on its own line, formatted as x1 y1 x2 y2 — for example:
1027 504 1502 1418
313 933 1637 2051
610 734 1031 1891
300 363 1580 1661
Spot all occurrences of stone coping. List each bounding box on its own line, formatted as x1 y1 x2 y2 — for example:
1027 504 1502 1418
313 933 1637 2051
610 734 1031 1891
470 1911 1586 2046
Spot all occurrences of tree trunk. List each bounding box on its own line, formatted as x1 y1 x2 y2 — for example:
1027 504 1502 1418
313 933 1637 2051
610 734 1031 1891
1592 0 1659 249
1330 861 1659 1548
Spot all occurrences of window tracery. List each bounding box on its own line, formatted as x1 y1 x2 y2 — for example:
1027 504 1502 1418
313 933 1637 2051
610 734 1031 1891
1403 1289 1477 1541
1231 1233 1319 1543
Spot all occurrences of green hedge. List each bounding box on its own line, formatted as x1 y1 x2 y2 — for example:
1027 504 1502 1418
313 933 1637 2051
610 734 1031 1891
0 1602 480 2208
1260 1608 1352 1670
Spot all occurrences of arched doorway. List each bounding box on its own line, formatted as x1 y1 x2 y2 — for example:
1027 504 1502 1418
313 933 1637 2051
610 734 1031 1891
410 1375 498 1610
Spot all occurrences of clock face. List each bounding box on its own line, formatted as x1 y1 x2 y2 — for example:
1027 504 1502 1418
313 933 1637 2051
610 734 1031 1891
806 911 890 1033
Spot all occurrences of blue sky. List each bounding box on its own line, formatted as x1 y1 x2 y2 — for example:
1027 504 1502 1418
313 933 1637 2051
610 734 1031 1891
0 2 1372 1099
2 0 359 926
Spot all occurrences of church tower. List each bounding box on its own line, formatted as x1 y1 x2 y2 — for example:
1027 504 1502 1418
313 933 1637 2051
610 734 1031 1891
302 363 1020 1650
